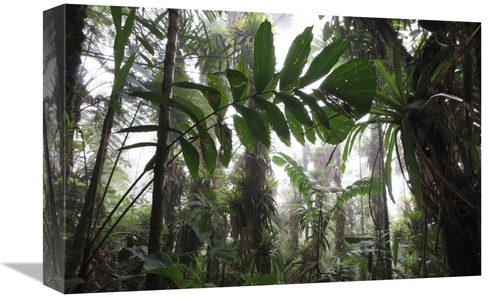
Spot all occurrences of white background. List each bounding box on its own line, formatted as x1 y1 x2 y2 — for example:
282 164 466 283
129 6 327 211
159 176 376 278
0 1 495 297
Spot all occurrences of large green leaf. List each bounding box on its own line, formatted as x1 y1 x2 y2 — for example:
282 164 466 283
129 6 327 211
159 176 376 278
374 90 401 108
216 122 232 167
294 90 330 129
174 82 221 115
142 252 174 272
119 142 158 151
142 252 184 283
111 6 124 73
111 7 136 83
275 92 313 127
401 113 423 206
319 59 377 119
122 7 136 47
254 20 276 94
139 52 154 69
234 60 251 104
207 73 229 118
137 36 154 55
242 273 277 286
118 125 182 135
196 125 217 174
316 107 354 145
225 68 249 103
271 155 287 167
135 15 164 40
233 105 271 148
300 39 348 88
113 52 136 92
392 39 406 104
131 91 200 123
179 137 200 180
279 26 313 90
233 115 255 153
341 123 367 171
111 7 137 91
175 96 207 127
253 96 291 146
304 123 316 144
383 124 397 204
285 108 305 146
374 60 402 105
392 236 399 268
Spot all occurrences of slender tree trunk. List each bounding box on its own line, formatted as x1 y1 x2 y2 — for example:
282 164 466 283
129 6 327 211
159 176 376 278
57 4 103 286
163 161 184 253
357 139 368 281
146 8 179 290
368 123 392 280
61 4 87 179
235 64 276 275
241 140 274 275
331 146 345 254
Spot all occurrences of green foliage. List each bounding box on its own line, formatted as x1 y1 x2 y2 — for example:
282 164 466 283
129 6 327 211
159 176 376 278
300 39 348 88
253 96 291 146
142 252 206 289
253 20 276 93
233 104 271 147
225 68 249 102
241 273 277 286
319 59 377 119
111 7 136 92
233 115 255 153
120 19 377 184
337 177 383 204
272 152 316 198
179 137 200 179
279 26 314 90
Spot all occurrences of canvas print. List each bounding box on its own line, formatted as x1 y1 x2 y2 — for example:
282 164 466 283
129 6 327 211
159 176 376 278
43 4 481 294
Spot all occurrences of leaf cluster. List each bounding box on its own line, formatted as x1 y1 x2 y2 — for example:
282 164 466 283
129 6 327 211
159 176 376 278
120 20 377 184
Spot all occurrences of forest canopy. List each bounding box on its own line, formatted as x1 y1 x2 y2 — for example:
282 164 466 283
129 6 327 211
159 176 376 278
42 5 481 294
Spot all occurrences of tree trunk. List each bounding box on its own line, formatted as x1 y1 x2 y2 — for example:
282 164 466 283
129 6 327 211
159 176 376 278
57 3 92 281
146 8 179 290
163 161 184 253
331 146 345 254
61 4 87 179
368 123 392 280
242 140 274 275
358 138 368 280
